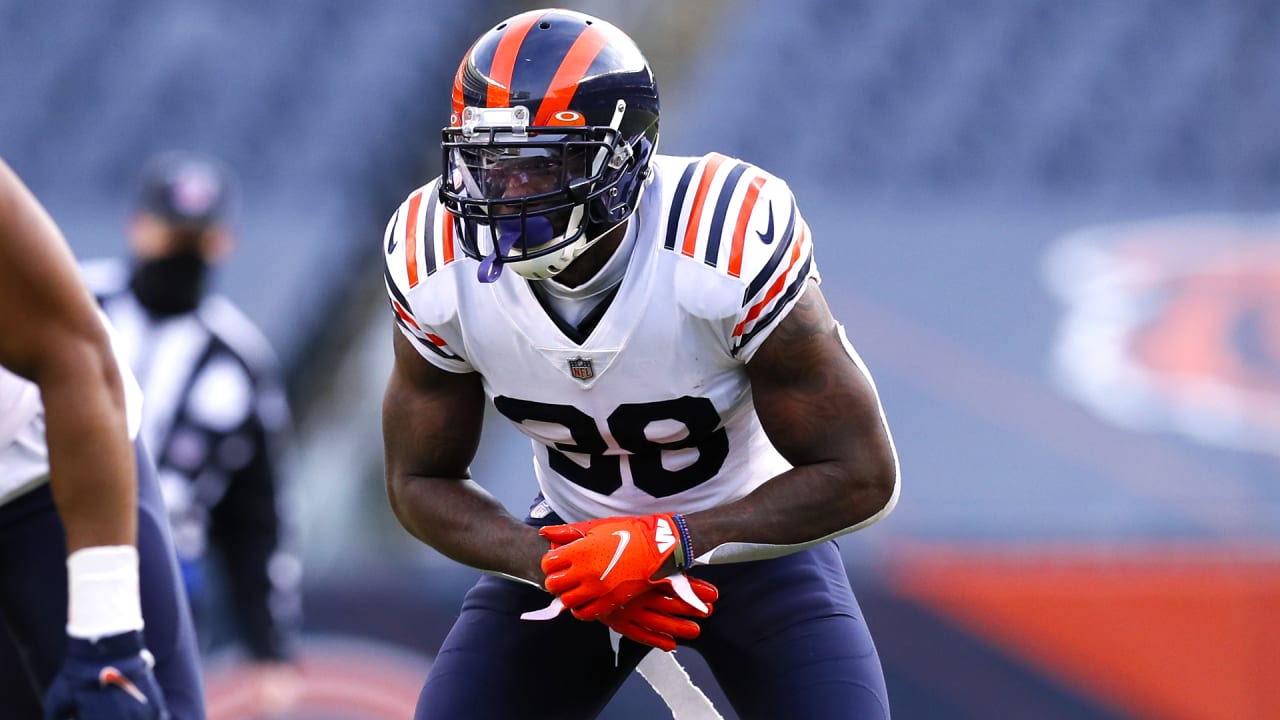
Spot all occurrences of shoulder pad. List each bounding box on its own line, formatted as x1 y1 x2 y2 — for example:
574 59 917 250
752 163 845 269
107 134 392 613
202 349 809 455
383 179 466 324
662 155 815 340
382 180 468 367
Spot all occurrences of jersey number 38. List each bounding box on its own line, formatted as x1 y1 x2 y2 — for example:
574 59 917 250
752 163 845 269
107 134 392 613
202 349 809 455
494 395 729 497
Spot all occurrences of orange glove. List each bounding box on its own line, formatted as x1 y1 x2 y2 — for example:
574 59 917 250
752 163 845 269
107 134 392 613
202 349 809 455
602 576 719 652
540 513 690 621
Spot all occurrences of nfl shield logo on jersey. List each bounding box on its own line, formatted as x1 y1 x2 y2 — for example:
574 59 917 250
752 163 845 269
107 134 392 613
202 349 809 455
567 357 594 381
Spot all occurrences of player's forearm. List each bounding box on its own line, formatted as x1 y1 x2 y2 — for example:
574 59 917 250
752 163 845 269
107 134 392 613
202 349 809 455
40 335 138 552
682 455 898 565
386 473 550 586
0 160 137 551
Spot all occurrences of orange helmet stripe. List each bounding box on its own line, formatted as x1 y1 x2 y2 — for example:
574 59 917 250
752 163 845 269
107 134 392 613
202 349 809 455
681 154 729 257
534 25 609 125
450 41 476 118
487 12 544 108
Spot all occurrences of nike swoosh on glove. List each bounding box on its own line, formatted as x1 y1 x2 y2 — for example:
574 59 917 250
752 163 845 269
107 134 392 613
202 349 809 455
540 514 692 621
44 630 169 720
603 576 719 652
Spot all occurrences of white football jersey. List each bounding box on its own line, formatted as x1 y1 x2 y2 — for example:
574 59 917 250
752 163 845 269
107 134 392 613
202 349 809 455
384 153 819 523
0 312 144 505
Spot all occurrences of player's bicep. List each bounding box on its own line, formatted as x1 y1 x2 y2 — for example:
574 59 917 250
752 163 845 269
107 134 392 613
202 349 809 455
0 161 104 377
745 283 894 469
383 326 485 481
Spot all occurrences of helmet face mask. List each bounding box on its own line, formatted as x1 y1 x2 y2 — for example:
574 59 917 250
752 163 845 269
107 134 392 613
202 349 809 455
444 121 621 262
438 9 659 282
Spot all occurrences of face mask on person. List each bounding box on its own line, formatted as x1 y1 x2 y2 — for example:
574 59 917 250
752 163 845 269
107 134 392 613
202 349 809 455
129 249 210 316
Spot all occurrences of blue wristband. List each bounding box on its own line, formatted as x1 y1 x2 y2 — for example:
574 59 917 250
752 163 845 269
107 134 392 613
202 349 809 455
671 513 694 569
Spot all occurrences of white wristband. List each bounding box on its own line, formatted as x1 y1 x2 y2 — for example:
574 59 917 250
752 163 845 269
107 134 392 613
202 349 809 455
66 545 144 640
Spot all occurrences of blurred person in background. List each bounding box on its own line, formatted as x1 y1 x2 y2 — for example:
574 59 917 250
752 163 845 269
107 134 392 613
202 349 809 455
0 156 205 718
83 151 303 717
382 9 899 719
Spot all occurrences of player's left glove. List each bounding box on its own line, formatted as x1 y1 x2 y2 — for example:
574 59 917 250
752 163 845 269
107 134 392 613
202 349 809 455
44 630 169 720
540 513 695 621
602 576 719 652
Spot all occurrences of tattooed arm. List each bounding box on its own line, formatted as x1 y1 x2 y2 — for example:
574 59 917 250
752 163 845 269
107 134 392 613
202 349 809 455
681 282 899 561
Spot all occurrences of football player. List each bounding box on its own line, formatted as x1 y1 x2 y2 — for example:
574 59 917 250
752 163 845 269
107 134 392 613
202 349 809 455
0 157 205 719
85 151 302 717
382 9 899 719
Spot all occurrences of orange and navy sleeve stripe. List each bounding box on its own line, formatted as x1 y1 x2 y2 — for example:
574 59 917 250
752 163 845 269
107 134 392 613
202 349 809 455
383 263 462 362
700 161 751 267
664 153 758 267
403 190 424 288
663 160 701 251
742 195 800 301
678 153 728 259
394 187 459 286
727 175 769 278
664 154 783 275
418 191 459 279
382 191 462 363
731 201 815 357
661 154 817 355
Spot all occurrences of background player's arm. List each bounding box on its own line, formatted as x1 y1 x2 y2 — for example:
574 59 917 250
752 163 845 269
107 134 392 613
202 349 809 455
0 158 136 552
383 328 550 586
683 282 898 558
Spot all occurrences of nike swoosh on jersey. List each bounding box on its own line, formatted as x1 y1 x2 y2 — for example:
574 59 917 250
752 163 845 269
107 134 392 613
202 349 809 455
756 203 775 245
600 530 631 580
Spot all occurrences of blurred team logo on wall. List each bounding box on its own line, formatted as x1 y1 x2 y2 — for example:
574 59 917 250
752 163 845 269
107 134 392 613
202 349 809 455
1043 214 1280 455
204 635 431 719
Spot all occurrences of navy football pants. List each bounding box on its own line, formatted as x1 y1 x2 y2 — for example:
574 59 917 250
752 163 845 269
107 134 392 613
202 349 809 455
417 524 890 719
0 441 205 719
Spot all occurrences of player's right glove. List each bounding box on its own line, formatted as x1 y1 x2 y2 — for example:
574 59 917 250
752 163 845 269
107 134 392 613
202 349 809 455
44 630 169 720
540 513 695 621
601 576 719 652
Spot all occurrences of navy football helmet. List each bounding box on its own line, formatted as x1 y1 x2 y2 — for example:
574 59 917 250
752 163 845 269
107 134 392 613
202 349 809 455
440 8 659 281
